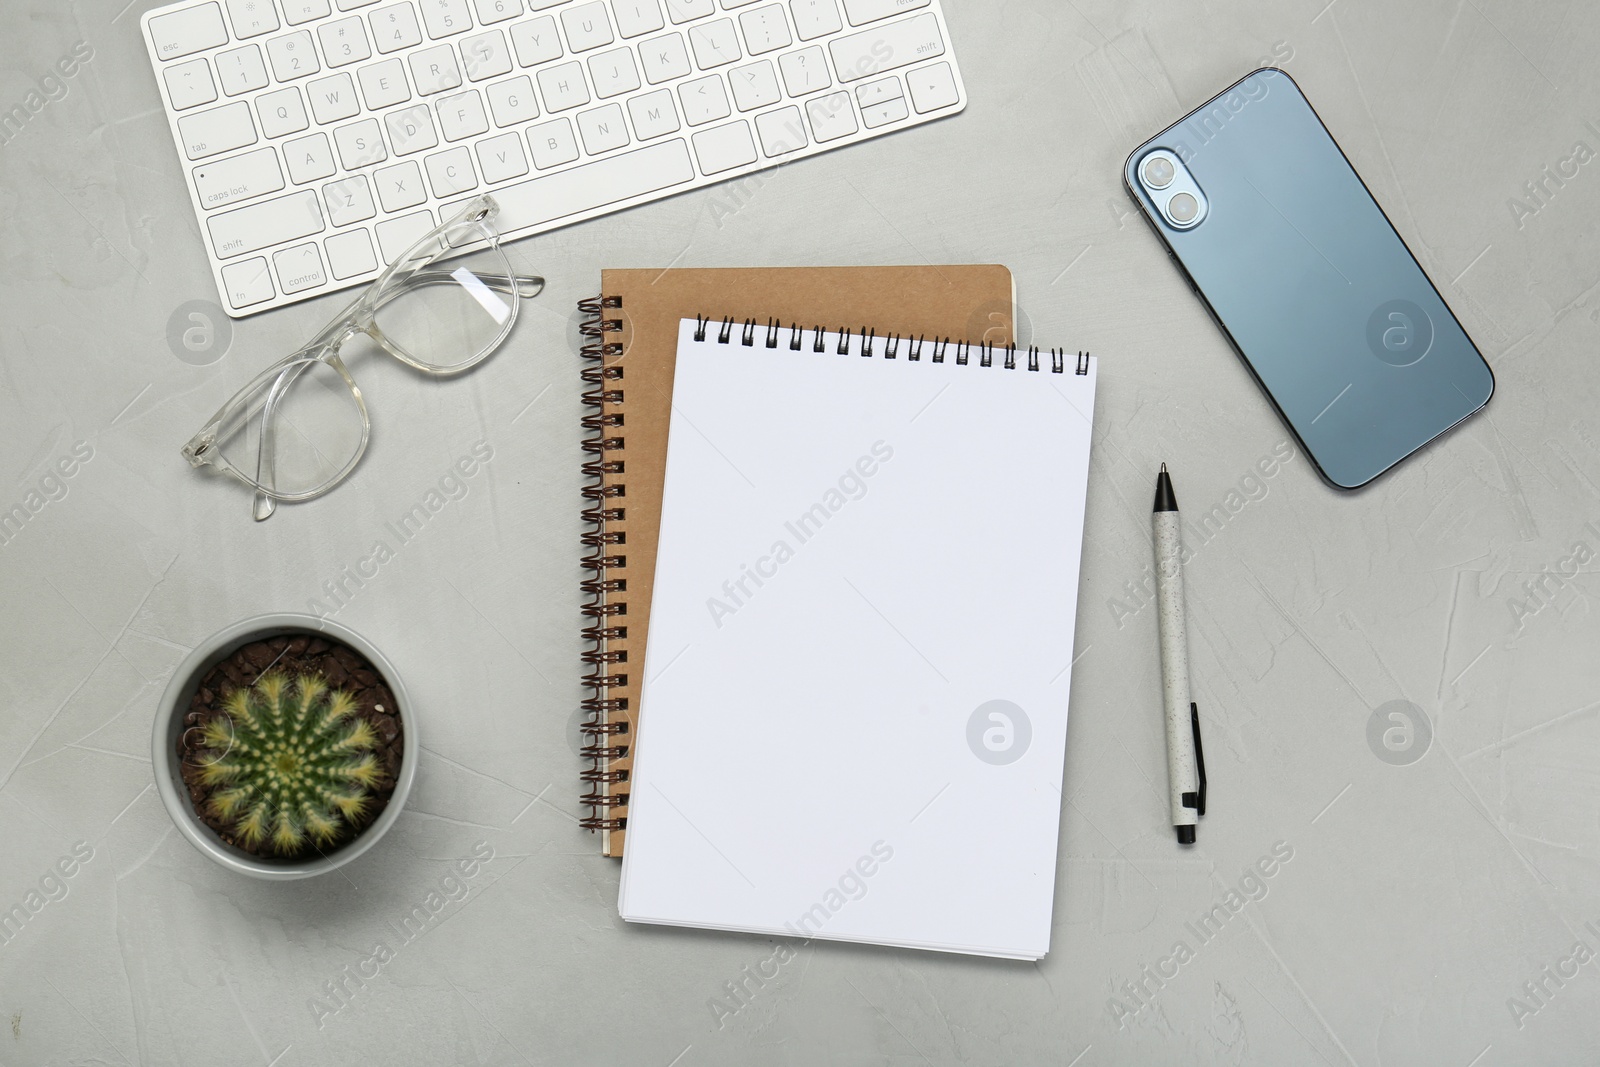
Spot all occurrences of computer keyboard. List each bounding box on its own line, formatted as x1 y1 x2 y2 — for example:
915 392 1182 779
140 0 967 317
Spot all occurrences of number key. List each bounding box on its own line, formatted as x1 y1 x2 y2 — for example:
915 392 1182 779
370 2 424 52
470 0 522 23
318 17 373 66
267 31 321 81
421 0 474 38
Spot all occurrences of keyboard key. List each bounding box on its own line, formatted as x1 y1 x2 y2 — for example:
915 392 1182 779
737 5 790 54
688 19 740 67
526 0 570 7
320 17 374 65
476 130 530 181
856 75 906 127
421 0 474 38
358 57 412 107
338 0 382 9
510 16 563 65
226 0 281 37
526 117 579 168
221 256 275 308
148 3 229 61
425 145 478 194
486 75 539 124
386 104 440 153
537 61 590 110
376 210 436 263
721 0 761 7
678 74 728 125
374 159 427 209
627 88 680 139
691 119 755 174
216 45 270 95
561 3 615 51
805 89 855 141
193 146 285 208
274 241 328 293
370 3 424 52
308 72 361 124
640 33 691 84
480 138 693 230
754 103 804 156
578 102 629 153
178 101 258 160
471 0 523 24
778 45 828 95
614 0 665 37
588 48 641 98
665 0 714 21
322 175 378 224
854 73 898 106
461 28 513 80
164 58 217 110
208 189 325 258
437 90 489 139
334 117 389 167
284 132 337 182
788 0 839 39
409 43 464 94
258 86 311 136
267 31 322 80
906 60 956 112
326 227 379 278
728 60 778 110
283 0 333 24
841 0 927 24
829 12 941 82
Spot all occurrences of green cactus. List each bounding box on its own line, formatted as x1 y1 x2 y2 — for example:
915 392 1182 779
197 671 384 856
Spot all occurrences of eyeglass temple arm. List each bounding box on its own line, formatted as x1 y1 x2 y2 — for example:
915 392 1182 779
384 268 545 300
251 358 317 522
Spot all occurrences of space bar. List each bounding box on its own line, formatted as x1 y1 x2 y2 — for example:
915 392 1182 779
485 140 696 233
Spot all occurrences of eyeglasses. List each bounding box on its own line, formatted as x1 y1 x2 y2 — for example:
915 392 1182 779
182 194 543 520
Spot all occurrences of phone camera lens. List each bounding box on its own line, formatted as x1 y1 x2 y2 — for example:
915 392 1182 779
1142 156 1175 189
1167 192 1198 224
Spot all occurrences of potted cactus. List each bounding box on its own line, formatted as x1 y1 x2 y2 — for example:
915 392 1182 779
152 614 417 879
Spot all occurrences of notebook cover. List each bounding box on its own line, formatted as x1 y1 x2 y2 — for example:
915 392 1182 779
580 265 1015 856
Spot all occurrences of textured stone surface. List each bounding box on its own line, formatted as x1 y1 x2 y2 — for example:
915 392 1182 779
3 1 1599 1064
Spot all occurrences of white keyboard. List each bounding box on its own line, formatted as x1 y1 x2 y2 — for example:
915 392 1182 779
140 0 967 317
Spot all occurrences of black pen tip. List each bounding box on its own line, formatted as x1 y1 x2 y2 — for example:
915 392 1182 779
1154 467 1178 512
1177 825 1196 845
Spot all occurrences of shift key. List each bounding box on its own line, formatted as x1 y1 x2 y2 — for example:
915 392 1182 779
829 12 943 82
208 189 324 258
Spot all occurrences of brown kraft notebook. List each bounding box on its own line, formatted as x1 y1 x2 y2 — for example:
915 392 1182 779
578 265 1015 856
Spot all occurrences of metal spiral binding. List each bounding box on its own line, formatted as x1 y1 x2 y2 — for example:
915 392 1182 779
700 321 1090 374
578 294 630 834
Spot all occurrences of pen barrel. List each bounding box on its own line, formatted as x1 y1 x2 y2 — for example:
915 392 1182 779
1153 511 1197 826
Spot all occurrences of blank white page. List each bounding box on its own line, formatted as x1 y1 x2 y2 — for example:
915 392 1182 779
618 320 1097 960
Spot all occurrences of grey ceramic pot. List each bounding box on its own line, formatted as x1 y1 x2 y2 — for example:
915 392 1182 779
151 613 417 880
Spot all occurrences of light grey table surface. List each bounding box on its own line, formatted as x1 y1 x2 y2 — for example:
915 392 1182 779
4 0 1599 1064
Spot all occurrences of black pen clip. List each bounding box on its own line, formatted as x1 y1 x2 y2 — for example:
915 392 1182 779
1181 703 1207 816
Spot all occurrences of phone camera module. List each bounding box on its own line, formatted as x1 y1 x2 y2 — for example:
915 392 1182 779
1167 192 1198 224
1141 155 1175 189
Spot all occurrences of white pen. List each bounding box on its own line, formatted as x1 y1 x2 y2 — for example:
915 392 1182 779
1153 464 1206 843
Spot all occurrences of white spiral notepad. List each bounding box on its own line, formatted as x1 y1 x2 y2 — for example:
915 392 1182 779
617 318 1098 960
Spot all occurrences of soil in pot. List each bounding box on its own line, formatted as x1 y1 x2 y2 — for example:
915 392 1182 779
177 633 405 860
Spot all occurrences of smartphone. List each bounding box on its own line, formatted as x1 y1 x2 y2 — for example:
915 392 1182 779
1124 69 1494 489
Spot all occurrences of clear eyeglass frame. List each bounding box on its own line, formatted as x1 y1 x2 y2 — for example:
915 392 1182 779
181 194 543 520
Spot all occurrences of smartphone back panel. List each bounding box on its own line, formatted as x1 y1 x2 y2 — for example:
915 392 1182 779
1124 70 1494 489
